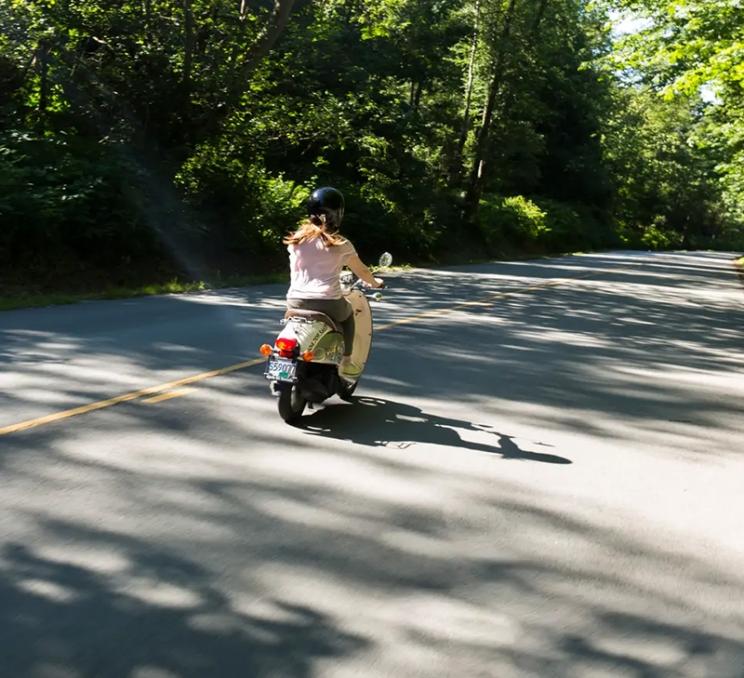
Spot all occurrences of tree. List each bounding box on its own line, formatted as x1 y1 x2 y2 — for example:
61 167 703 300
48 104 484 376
607 0 744 242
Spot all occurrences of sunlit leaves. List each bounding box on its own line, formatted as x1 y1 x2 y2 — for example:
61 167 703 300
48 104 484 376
601 0 744 238
2 0 740 287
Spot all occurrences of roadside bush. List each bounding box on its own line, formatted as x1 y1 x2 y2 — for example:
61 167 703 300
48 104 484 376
478 194 611 255
709 224 744 252
640 219 684 250
536 198 586 252
178 131 446 267
177 143 309 268
478 194 548 254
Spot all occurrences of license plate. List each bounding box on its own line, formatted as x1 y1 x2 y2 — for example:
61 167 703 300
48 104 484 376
266 358 297 382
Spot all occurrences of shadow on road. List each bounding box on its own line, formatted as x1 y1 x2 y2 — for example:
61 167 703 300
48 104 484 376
2 251 744 676
364 251 744 456
0 532 366 678
300 396 572 464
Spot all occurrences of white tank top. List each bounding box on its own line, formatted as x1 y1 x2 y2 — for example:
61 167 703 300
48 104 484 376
286 237 357 299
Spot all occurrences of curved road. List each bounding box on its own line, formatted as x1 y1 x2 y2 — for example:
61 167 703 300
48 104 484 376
1 251 743 677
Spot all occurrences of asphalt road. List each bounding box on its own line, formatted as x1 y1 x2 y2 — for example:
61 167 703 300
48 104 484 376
1 251 743 678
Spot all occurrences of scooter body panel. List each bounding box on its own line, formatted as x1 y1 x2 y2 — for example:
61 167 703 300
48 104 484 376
277 318 345 365
346 288 373 376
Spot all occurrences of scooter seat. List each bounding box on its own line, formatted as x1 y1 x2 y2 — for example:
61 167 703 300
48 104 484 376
284 309 341 332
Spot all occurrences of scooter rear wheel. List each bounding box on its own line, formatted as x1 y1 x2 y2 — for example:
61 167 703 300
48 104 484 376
278 385 306 423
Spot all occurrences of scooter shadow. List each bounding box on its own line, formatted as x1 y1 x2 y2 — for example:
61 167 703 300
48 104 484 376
299 397 572 465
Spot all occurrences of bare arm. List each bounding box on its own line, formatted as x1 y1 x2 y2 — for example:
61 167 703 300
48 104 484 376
346 253 383 288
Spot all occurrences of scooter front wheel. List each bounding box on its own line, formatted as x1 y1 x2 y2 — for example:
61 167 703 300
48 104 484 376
337 379 358 403
277 384 306 423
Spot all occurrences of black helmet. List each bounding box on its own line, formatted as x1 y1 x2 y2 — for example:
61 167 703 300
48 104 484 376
307 186 345 229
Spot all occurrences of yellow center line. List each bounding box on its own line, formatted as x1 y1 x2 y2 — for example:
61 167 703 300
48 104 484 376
0 358 264 436
141 388 195 404
0 275 580 436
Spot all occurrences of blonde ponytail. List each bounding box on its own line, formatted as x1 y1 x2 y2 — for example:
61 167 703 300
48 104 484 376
284 213 347 247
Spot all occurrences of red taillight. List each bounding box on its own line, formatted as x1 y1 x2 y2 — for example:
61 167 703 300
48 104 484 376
275 337 298 357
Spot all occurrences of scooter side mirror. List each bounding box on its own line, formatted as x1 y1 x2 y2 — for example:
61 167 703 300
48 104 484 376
378 252 393 268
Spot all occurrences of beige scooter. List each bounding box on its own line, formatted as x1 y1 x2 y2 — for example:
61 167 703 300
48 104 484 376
261 253 391 423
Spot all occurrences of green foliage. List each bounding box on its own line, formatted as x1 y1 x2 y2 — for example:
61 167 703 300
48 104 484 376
479 195 547 252
478 194 607 255
598 85 724 247
639 222 684 251
177 142 308 261
537 198 610 252
606 0 744 239
0 131 160 273
1 0 741 298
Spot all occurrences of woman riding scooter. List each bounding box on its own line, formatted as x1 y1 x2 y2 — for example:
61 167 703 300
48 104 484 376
284 186 384 380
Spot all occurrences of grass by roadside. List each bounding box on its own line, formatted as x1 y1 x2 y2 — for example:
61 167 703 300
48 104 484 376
0 274 289 312
2 249 715 312
0 263 411 312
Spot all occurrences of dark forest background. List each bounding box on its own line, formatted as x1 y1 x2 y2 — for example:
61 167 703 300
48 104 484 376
1 0 742 295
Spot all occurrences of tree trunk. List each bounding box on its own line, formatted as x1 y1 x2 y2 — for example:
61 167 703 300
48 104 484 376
450 0 481 184
230 0 297 102
343 0 360 24
531 0 549 35
182 0 195 88
226 0 250 72
412 81 424 113
37 40 50 117
464 0 518 218
143 0 152 35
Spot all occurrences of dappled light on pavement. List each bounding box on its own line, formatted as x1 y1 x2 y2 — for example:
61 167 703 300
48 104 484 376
1 251 743 677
